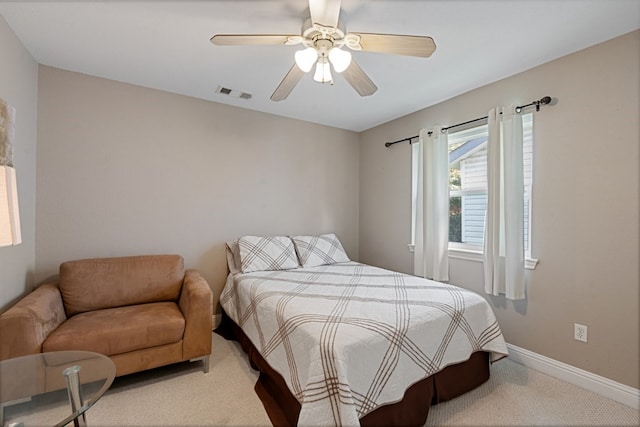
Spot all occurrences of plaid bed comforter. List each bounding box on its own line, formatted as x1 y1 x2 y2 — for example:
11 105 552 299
220 262 508 426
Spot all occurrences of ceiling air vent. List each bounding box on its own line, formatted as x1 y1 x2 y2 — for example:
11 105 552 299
215 85 252 100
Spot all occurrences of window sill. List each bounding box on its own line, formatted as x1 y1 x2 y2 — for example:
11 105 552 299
407 244 539 270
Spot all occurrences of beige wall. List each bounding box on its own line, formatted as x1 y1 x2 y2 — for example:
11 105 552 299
359 31 640 388
0 16 38 312
36 66 359 312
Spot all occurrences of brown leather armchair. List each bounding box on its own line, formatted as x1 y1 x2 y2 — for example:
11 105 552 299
0 255 212 376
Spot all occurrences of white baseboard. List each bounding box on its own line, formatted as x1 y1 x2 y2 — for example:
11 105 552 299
506 343 640 410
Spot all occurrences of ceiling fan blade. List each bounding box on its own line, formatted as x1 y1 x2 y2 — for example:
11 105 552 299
309 0 341 28
341 60 377 97
354 33 436 58
270 64 305 102
210 34 297 46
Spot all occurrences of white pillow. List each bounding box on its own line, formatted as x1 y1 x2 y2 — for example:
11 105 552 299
225 240 242 274
238 235 300 273
292 233 350 267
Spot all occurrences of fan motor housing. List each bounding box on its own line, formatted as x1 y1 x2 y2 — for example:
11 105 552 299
301 17 346 41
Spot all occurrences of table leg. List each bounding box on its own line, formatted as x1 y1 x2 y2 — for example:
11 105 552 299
63 365 86 427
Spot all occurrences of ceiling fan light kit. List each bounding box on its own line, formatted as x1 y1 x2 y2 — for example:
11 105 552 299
294 47 318 72
210 0 436 101
328 47 351 73
313 57 332 83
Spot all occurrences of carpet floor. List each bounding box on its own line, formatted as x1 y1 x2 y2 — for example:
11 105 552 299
6 333 639 426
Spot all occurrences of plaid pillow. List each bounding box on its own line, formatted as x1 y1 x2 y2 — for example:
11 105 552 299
225 240 242 274
238 236 300 273
292 233 350 267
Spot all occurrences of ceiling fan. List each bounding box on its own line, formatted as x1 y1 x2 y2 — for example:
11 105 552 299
210 0 436 101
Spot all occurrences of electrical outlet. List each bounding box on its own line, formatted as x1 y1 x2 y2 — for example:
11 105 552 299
574 323 588 343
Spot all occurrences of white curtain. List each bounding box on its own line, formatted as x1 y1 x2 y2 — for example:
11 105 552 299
414 127 449 281
484 105 525 299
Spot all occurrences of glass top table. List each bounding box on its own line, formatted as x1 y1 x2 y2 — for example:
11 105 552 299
0 351 116 427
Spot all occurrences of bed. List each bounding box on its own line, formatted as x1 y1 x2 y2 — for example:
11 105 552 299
219 234 508 426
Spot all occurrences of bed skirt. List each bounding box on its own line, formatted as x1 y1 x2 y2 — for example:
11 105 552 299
216 310 490 426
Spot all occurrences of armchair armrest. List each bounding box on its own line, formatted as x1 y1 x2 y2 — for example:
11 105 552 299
0 283 67 360
179 270 213 360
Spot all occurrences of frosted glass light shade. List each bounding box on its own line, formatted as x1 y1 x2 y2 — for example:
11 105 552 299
294 47 318 72
328 47 352 73
313 60 332 83
0 165 21 247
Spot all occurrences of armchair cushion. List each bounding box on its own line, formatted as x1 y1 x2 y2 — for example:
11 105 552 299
59 255 185 316
43 302 185 356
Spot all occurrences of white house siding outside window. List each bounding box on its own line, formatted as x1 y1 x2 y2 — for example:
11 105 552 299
411 113 536 264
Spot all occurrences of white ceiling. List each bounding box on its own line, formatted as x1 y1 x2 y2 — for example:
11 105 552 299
1 1 638 132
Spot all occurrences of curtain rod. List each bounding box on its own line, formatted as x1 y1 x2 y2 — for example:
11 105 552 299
384 96 553 148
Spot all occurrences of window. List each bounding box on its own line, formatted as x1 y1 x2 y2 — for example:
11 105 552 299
411 113 534 258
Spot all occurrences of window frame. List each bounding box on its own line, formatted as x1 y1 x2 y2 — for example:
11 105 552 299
410 114 538 269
